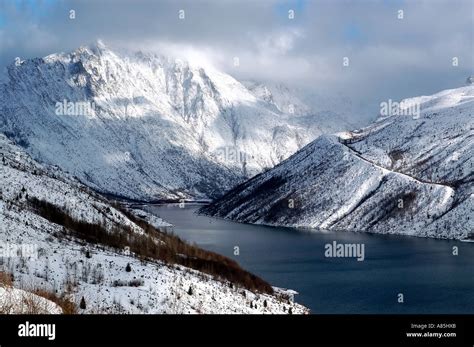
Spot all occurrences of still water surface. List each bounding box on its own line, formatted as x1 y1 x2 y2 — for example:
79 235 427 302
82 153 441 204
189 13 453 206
148 204 474 313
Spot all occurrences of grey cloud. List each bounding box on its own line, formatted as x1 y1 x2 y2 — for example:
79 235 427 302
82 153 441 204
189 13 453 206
0 0 472 123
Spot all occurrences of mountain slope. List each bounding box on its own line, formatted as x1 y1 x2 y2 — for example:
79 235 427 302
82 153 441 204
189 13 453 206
0 41 346 201
200 85 474 239
0 133 308 314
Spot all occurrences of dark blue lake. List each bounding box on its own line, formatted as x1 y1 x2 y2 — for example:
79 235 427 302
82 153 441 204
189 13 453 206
148 204 474 314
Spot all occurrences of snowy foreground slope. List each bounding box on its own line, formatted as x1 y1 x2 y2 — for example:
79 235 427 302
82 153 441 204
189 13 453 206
0 41 348 201
201 85 474 240
0 286 62 314
0 134 307 314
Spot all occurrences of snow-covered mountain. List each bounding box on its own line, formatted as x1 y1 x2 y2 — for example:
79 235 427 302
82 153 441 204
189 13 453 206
201 85 474 240
0 133 308 314
0 41 348 201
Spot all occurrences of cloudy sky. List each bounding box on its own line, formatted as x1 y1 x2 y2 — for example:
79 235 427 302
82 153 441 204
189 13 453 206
0 0 472 122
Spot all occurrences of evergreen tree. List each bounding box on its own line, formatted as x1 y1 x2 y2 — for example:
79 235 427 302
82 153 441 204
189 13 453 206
79 296 86 310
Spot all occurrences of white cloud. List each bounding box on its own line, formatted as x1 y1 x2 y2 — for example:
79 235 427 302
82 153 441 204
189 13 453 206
256 28 304 55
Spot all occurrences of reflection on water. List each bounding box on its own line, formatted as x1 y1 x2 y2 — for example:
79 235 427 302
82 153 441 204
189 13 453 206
146 204 474 314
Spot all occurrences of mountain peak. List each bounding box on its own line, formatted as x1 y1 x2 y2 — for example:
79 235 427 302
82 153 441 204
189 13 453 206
83 39 108 53
65 40 111 61
95 39 107 50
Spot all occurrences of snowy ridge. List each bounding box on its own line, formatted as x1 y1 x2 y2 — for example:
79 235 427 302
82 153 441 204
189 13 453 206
201 85 474 239
0 134 308 313
0 41 346 201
